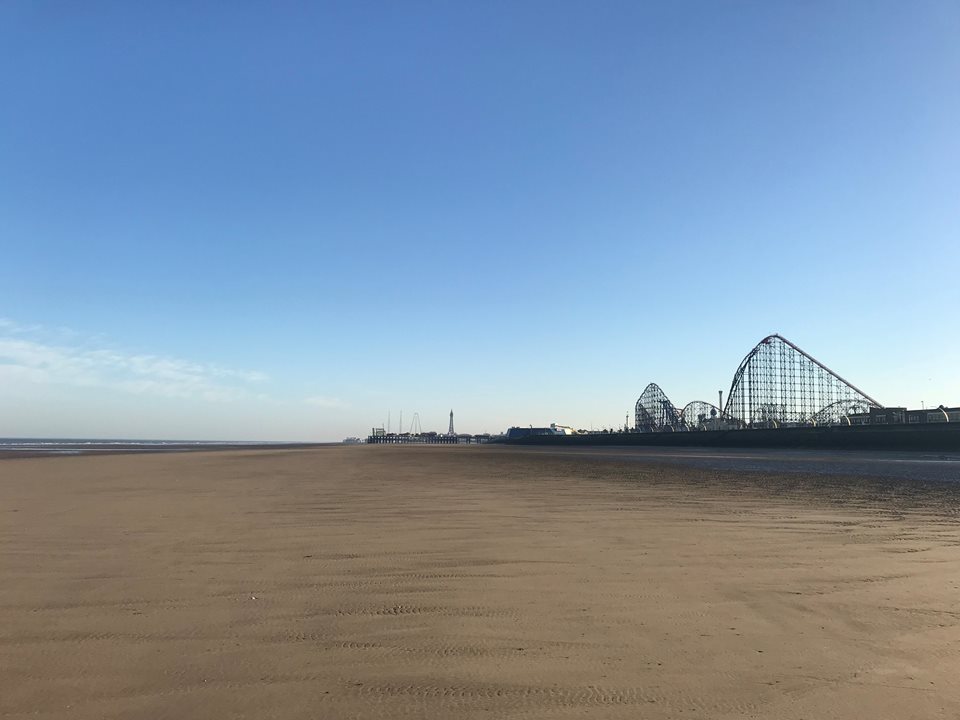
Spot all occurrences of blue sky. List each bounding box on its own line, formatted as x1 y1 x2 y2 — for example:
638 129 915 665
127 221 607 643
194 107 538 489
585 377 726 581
2 2 958 440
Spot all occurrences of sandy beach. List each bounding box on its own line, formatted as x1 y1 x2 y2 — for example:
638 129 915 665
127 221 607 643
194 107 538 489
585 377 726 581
1 445 958 719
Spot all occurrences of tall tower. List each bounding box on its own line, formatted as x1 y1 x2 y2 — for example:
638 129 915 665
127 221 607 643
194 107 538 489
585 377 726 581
448 409 455 436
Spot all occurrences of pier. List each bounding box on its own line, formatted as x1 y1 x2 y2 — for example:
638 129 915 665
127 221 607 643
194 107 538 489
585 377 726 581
366 432 492 445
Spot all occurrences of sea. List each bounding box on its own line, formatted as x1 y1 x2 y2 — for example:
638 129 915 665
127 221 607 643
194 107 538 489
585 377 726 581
0 438 321 457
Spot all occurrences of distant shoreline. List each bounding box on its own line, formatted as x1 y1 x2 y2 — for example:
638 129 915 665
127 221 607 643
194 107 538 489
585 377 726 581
0 440 334 459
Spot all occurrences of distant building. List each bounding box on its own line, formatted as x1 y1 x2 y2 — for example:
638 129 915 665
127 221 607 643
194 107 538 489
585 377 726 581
848 406 960 426
505 426 564 440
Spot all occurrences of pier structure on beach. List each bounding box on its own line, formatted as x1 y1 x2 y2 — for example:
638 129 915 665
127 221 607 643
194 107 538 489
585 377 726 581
366 431 492 445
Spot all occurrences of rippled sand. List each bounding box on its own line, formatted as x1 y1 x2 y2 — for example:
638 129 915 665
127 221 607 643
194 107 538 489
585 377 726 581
2 446 958 718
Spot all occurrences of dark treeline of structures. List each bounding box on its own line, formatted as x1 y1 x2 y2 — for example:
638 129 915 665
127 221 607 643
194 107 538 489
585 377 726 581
355 335 957 450
505 334 959 452
506 405 960 441
505 422 960 452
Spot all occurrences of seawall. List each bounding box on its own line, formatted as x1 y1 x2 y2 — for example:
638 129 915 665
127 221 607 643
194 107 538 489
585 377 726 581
504 423 960 452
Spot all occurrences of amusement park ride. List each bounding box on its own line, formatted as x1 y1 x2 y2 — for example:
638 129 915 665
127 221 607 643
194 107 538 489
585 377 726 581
636 334 888 432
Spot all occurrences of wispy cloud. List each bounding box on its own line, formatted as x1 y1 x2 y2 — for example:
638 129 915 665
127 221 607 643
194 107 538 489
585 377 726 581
0 319 268 402
304 395 348 409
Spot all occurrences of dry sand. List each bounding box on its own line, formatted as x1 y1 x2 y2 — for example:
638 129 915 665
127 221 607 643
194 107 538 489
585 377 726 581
1 445 959 719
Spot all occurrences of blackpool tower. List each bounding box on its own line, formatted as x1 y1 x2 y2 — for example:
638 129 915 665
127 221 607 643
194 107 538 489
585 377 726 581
447 409 455 436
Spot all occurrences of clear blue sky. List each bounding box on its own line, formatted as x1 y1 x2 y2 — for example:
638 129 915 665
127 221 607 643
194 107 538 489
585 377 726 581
2 2 958 440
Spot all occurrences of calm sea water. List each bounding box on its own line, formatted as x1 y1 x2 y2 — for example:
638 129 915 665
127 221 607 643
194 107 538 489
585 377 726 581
0 438 313 456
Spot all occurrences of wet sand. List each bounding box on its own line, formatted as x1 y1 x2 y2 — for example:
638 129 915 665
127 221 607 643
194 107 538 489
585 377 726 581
1 445 959 718
515 445 960 483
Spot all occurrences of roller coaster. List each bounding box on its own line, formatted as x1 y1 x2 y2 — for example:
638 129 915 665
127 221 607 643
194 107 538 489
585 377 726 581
634 334 883 432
